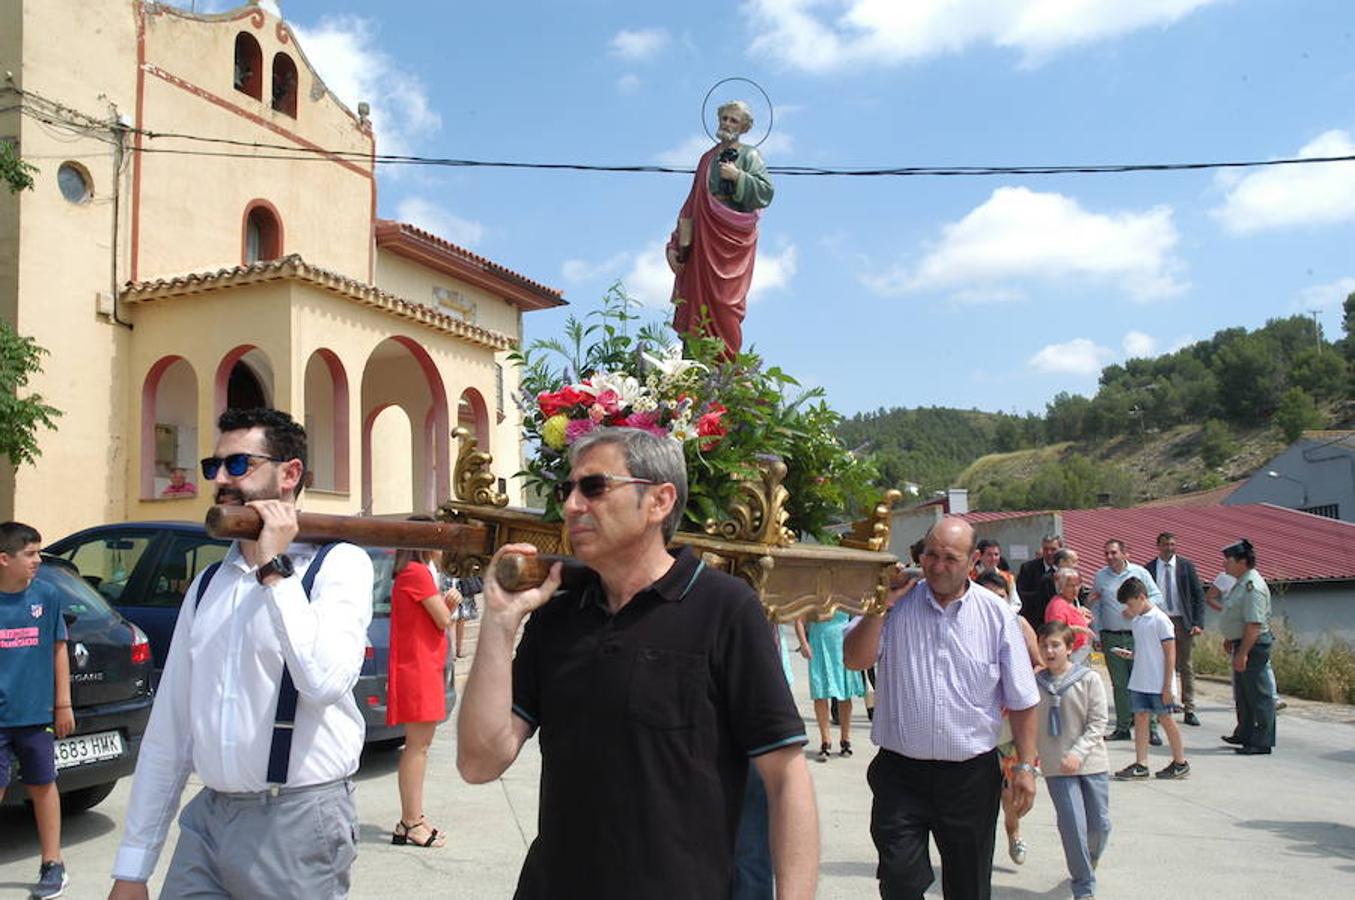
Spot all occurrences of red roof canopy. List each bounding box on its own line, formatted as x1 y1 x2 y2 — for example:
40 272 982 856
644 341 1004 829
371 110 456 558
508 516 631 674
961 504 1355 584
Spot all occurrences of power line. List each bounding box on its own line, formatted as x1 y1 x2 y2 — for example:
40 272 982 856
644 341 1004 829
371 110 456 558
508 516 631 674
10 87 1355 179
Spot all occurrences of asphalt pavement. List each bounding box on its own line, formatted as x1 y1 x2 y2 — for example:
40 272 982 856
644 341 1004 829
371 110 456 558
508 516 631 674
3 625 1353 899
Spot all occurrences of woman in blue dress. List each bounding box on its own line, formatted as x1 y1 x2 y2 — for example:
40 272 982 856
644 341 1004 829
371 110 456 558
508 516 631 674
802 609 866 762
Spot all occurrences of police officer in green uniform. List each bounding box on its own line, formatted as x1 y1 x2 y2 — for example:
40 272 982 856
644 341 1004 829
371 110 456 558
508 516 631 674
1217 539 1275 755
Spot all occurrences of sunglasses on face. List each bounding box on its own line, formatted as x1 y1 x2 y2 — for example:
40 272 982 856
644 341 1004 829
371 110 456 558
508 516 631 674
200 453 285 479
553 473 660 503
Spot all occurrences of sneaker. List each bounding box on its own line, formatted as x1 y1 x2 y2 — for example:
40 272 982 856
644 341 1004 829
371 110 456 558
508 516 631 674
1114 762 1150 780
32 860 68 899
839 740 853 758
1183 711 1201 726
816 742 831 763
1156 760 1191 780
1148 731 1163 747
1104 729 1132 741
1008 836 1027 865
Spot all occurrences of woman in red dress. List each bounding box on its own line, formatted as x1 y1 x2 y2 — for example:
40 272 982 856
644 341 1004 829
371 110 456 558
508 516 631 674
387 539 459 848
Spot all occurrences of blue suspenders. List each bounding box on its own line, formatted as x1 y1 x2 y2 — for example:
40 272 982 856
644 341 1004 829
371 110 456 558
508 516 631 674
194 543 340 785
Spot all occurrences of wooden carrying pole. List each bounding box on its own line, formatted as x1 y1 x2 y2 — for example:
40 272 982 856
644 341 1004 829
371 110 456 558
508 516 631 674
205 506 492 555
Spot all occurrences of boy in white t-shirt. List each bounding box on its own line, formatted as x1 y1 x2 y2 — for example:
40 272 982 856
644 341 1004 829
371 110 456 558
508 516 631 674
1110 577 1190 781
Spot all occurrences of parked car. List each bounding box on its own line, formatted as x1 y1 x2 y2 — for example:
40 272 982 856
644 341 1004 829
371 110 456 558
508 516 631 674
44 521 453 748
1 556 154 813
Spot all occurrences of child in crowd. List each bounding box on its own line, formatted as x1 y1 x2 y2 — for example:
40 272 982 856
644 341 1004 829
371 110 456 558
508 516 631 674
0 522 74 899
1112 577 1190 781
1035 621 1111 900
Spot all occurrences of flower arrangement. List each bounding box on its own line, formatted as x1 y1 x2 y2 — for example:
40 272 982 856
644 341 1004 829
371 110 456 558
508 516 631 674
511 285 878 542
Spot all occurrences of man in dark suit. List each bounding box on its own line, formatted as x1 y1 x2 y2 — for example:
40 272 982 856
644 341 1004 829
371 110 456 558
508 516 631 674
1016 534 1062 629
1144 532 1206 726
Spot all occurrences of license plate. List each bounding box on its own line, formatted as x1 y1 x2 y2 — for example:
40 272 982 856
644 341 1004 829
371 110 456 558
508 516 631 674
54 730 124 770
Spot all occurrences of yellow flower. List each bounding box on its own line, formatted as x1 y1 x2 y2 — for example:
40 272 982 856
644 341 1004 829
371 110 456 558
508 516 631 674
542 414 569 450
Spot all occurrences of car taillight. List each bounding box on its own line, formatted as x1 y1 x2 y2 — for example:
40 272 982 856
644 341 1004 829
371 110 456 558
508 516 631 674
364 645 375 660
130 625 152 666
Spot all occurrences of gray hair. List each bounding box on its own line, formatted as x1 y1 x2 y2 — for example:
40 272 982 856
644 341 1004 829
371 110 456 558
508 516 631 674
569 427 688 542
1041 533 1063 546
1054 567 1080 589
718 100 754 129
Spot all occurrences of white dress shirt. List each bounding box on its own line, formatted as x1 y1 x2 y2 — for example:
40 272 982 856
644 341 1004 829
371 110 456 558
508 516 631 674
112 541 374 882
1155 555 1181 616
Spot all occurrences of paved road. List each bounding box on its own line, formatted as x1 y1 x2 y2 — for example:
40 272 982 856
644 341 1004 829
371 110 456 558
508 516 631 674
4 628 1353 898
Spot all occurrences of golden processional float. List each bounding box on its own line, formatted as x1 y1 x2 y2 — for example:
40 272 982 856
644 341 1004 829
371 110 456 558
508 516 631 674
207 425 904 621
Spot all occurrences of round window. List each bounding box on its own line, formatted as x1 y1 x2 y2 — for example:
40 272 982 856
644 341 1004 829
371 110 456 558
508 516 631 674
57 162 91 204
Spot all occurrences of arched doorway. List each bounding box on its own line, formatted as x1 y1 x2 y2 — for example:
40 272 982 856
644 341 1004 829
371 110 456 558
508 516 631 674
304 349 351 493
458 388 490 450
359 337 449 514
216 346 275 414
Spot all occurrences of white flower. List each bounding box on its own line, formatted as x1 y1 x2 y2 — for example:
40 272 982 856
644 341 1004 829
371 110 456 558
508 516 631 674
586 370 643 406
632 395 659 413
669 420 696 442
642 344 705 381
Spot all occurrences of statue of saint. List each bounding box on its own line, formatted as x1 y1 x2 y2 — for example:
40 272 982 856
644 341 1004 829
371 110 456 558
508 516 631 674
666 100 774 357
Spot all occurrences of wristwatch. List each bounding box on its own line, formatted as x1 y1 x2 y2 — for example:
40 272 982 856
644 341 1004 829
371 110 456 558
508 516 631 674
1012 762 1039 777
256 554 295 584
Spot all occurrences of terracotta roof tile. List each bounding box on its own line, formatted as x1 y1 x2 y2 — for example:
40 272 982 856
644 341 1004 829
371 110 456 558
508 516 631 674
121 254 516 351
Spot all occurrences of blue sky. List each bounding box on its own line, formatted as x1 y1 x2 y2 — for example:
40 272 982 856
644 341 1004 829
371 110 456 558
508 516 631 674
190 1 1354 416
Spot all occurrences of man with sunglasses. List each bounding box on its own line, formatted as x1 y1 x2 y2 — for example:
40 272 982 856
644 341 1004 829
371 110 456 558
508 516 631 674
458 427 819 899
109 408 373 900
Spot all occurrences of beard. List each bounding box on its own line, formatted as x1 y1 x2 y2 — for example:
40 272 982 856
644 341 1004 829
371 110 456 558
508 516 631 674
716 127 740 142
214 481 281 505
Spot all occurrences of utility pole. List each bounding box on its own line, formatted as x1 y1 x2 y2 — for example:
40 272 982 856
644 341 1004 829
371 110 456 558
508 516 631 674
1311 310 1321 353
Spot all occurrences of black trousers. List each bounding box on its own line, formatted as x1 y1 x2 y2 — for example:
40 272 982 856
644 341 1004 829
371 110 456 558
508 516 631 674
868 748 1002 900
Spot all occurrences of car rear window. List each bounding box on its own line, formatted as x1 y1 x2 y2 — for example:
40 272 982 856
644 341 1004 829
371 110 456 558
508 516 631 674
368 547 395 617
37 562 121 626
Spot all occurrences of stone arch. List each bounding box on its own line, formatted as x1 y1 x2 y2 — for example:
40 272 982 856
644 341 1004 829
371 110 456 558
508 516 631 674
458 387 490 450
215 345 274 414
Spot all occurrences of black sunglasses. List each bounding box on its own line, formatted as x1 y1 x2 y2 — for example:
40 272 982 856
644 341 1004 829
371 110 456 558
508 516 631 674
554 473 659 503
201 453 285 479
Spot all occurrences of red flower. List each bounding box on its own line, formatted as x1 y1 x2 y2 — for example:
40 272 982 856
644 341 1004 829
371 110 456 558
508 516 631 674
696 403 727 451
537 385 595 418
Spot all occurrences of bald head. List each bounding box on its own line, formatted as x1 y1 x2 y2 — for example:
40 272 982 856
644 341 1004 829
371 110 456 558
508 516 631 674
921 517 977 604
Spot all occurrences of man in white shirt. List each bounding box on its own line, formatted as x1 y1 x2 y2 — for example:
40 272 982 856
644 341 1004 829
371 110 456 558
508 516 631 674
109 408 373 900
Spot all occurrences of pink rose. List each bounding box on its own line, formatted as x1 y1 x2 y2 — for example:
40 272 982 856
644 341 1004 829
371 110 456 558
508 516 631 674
565 418 596 444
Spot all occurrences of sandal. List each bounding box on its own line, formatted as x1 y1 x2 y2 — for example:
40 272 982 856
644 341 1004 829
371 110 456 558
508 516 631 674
839 740 853 758
392 816 445 848
816 742 831 763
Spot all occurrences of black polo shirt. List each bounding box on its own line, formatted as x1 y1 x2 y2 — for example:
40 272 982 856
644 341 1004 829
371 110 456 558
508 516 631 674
510 547 806 900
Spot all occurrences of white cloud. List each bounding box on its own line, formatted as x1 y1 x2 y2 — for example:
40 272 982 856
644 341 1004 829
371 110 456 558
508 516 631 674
865 186 1185 302
1028 338 1114 375
617 74 642 95
609 27 671 61
289 16 441 158
1123 330 1157 358
748 241 798 303
1298 276 1355 314
1213 130 1355 235
562 252 631 284
394 196 484 248
744 0 1218 73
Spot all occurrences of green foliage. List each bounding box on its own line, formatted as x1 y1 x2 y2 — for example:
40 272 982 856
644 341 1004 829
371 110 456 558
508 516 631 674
1 140 38 194
1195 623 1355 705
1289 347 1347 401
511 285 877 542
1198 418 1236 469
1273 387 1323 442
0 322 62 467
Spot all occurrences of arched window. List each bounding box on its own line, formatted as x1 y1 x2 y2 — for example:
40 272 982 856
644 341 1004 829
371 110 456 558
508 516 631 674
243 201 282 264
233 33 263 100
271 52 298 118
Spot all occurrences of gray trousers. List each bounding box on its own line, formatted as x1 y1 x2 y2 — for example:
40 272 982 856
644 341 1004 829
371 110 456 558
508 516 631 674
161 779 357 899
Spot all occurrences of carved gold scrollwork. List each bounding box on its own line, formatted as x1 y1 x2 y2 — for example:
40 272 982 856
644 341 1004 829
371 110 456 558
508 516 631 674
841 488 904 553
452 426 508 508
703 457 795 548
434 503 490 579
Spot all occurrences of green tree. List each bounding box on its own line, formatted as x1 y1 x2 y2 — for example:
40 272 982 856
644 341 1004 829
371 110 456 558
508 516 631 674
1273 387 1323 442
1198 418 1236 469
1 140 38 193
1290 347 1347 401
1213 334 1284 422
1341 293 1355 364
0 323 62 467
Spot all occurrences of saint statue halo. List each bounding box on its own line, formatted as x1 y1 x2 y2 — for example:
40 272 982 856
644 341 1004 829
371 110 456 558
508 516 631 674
701 76 774 148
